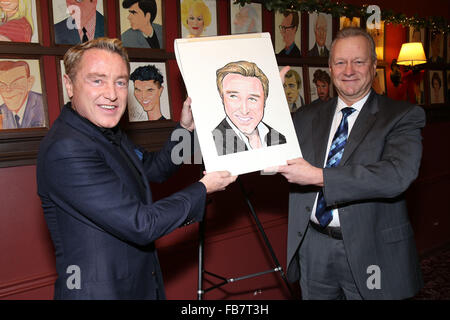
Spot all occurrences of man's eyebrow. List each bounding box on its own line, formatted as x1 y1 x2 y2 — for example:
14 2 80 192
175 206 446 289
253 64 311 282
129 10 137 14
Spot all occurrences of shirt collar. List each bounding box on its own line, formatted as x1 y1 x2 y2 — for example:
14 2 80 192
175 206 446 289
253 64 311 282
225 117 269 149
336 91 370 113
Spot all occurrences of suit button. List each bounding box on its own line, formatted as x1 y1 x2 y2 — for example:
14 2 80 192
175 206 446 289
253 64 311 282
151 271 156 276
305 206 311 212
297 232 303 237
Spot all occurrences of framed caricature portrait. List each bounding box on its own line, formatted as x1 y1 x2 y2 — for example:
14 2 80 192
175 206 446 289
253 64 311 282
230 2 262 35
367 20 384 61
0 0 40 43
339 17 360 30
408 26 426 48
372 67 386 95
0 58 48 130
447 36 450 64
428 31 444 64
58 58 69 107
51 0 106 45
307 12 332 57
179 0 217 38
127 62 171 122
308 67 333 103
118 0 164 49
429 70 445 104
279 65 305 113
446 71 450 103
274 10 301 57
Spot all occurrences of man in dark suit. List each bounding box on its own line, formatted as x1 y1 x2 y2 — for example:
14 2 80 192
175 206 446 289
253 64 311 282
37 38 236 299
54 0 104 45
212 60 286 156
277 11 301 57
278 27 425 299
307 13 329 57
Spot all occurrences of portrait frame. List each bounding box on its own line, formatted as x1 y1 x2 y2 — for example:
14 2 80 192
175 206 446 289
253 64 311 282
116 0 165 51
49 0 108 47
279 65 306 111
0 0 42 45
126 60 173 123
427 30 445 65
0 55 49 168
447 35 450 64
307 66 334 104
428 69 445 105
407 26 426 49
307 12 333 58
178 0 218 39
372 67 387 96
274 10 302 57
366 20 385 61
229 2 262 35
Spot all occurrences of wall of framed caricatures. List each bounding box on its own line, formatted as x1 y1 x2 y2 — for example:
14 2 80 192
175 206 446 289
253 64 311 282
0 0 449 301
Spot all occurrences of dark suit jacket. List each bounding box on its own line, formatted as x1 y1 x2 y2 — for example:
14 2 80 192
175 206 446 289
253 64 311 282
286 91 425 299
37 105 206 299
278 43 301 57
212 118 286 156
54 11 104 45
307 43 329 57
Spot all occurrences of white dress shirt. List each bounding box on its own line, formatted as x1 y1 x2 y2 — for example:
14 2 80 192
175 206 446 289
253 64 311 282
310 92 370 227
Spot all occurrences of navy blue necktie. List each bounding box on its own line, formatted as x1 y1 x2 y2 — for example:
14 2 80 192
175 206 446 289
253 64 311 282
315 107 356 227
15 114 21 128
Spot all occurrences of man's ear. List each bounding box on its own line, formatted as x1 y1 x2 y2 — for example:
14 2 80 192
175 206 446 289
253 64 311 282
27 75 35 91
63 74 74 99
159 85 164 97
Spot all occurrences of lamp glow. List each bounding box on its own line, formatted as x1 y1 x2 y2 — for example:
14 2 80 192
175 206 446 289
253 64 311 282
396 42 427 66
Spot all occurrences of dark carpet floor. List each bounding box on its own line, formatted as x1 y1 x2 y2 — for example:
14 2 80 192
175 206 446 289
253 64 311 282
413 244 450 300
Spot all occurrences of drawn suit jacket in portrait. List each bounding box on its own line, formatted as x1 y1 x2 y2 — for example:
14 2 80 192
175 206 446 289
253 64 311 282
307 43 329 57
54 11 105 45
212 118 286 156
121 23 163 48
0 91 45 129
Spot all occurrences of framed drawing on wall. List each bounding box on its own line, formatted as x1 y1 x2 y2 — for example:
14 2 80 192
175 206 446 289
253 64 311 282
118 0 164 49
230 2 262 35
50 0 106 46
429 70 445 104
127 61 171 122
308 67 333 104
447 36 450 64
0 57 48 130
179 0 217 38
307 12 332 57
0 0 41 44
366 20 384 61
279 65 305 113
408 26 426 48
274 10 301 57
428 31 444 64
372 67 386 96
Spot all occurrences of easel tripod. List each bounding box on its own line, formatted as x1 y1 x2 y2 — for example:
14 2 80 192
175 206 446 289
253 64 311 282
197 176 296 300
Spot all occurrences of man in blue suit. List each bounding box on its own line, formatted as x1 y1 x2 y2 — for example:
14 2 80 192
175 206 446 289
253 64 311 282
54 0 105 45
37 38 236 299
121 0 163 49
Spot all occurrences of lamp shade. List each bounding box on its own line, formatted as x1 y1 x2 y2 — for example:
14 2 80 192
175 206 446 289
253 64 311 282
397 42 427 66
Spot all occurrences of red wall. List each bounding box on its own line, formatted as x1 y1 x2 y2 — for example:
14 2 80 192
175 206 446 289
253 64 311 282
0 0 449 300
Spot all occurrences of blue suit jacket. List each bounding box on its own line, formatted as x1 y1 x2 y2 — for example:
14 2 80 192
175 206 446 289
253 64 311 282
37 105 206 299
0 91 45 129
54 11 104 45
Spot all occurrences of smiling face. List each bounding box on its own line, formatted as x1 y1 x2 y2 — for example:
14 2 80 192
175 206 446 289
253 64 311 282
0 0 19 17
133 79 163 112
127 2 149 31
187 8 204 37
64 49 129 128
329 35 376 106
222 73 265 136
0 65 34 112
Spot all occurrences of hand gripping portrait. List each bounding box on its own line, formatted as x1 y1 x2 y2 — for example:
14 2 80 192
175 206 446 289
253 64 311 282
212 61 286 156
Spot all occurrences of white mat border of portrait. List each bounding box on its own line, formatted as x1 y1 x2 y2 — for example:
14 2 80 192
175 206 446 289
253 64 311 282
127 61 171 121
229 2 262 35
178 0 218 39
274 10 301 55
175 33 302 176
0 57 48 128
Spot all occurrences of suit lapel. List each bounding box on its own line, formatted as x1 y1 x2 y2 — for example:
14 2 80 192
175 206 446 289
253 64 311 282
341 91 378 164
312 98 337 167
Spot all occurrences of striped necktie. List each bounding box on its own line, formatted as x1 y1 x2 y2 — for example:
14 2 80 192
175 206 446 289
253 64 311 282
315 107 356 227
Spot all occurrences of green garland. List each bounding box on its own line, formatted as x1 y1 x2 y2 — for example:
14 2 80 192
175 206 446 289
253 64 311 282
233 0 449 34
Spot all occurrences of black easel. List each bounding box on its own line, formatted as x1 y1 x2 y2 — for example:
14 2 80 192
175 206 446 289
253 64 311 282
197 176 296 300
